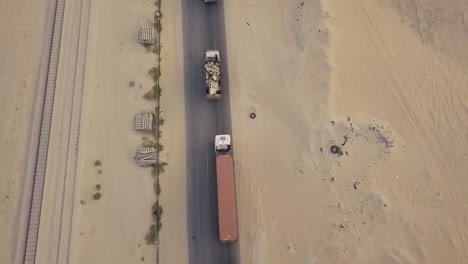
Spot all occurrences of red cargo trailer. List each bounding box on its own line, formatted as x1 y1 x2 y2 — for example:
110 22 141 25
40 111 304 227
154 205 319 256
214 135 238 243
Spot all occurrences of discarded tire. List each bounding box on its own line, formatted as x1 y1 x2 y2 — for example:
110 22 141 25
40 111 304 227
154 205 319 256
354 182 360 189
250 113 256 119
330 145 341 154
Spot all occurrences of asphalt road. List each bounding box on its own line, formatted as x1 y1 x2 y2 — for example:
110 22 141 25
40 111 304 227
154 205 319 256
182 0 238 263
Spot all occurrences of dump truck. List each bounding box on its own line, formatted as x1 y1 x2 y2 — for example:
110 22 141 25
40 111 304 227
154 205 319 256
214 134 238 243
205 50 221 99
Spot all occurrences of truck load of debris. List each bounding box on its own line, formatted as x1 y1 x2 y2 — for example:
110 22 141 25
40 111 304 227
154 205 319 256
134 147 157 166
205 50 221 99
134 112 154 131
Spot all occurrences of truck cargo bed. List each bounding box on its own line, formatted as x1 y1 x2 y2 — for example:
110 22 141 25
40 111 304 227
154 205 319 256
215 155 238 243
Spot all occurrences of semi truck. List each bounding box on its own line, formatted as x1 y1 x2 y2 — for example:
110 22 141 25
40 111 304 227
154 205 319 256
205 0 217 3
214 135 238 243
205 50 221 100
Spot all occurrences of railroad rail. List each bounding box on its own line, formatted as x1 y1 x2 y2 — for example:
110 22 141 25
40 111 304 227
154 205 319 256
23 0 66 262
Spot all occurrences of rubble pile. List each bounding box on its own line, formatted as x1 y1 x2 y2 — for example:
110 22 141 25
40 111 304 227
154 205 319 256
205 61 221 92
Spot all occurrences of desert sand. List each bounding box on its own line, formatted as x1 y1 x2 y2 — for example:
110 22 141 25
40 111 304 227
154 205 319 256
223 0 468 263
157 0 190 263
0 0 54 262
64 0 159 263
2 0 468 263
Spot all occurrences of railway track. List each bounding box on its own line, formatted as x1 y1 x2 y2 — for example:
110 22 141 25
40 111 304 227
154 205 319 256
23 0 66 262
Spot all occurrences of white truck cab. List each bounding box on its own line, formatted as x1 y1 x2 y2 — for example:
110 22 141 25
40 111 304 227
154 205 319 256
215 135 231 154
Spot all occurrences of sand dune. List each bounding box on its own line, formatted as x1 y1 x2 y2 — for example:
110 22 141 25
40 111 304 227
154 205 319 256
224 0 468 263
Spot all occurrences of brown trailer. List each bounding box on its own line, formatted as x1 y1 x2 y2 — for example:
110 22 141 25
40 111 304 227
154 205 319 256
215 154 238 243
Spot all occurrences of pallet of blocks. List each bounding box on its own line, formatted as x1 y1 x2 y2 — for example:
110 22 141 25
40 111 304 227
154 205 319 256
134 112 154 131
138 27 155 44
134 147 157 166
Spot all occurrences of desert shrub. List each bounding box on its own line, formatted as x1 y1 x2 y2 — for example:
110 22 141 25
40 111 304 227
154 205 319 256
145 224 157 245
93 192 102 200
143 91 155 101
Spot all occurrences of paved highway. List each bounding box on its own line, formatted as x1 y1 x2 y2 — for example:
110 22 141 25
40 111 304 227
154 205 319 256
182 0 239 263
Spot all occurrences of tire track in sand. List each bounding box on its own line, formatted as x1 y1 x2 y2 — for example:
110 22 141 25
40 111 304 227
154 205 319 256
349 0 467 251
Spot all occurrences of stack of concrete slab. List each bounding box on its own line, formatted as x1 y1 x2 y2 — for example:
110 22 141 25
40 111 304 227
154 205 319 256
134 112 154 131
138 27 155 44
134 147 157 166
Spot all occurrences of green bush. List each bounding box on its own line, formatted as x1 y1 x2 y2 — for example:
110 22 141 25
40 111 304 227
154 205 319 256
152 202 163 222
156 181 161 195
148 67 161 82
145 224 157 245
143 91 155 101
151 165 158 177
93 192 102 200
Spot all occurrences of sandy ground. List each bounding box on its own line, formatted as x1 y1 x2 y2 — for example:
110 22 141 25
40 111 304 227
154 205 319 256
157 0 189 263
0 0 52 262
223 0 468 263
65 0 159 263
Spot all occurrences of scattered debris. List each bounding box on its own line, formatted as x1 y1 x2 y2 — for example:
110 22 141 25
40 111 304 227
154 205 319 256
341 136 348 146
369 123 395 149
353 182 360 189
330 177 335 182
331 120 335 125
